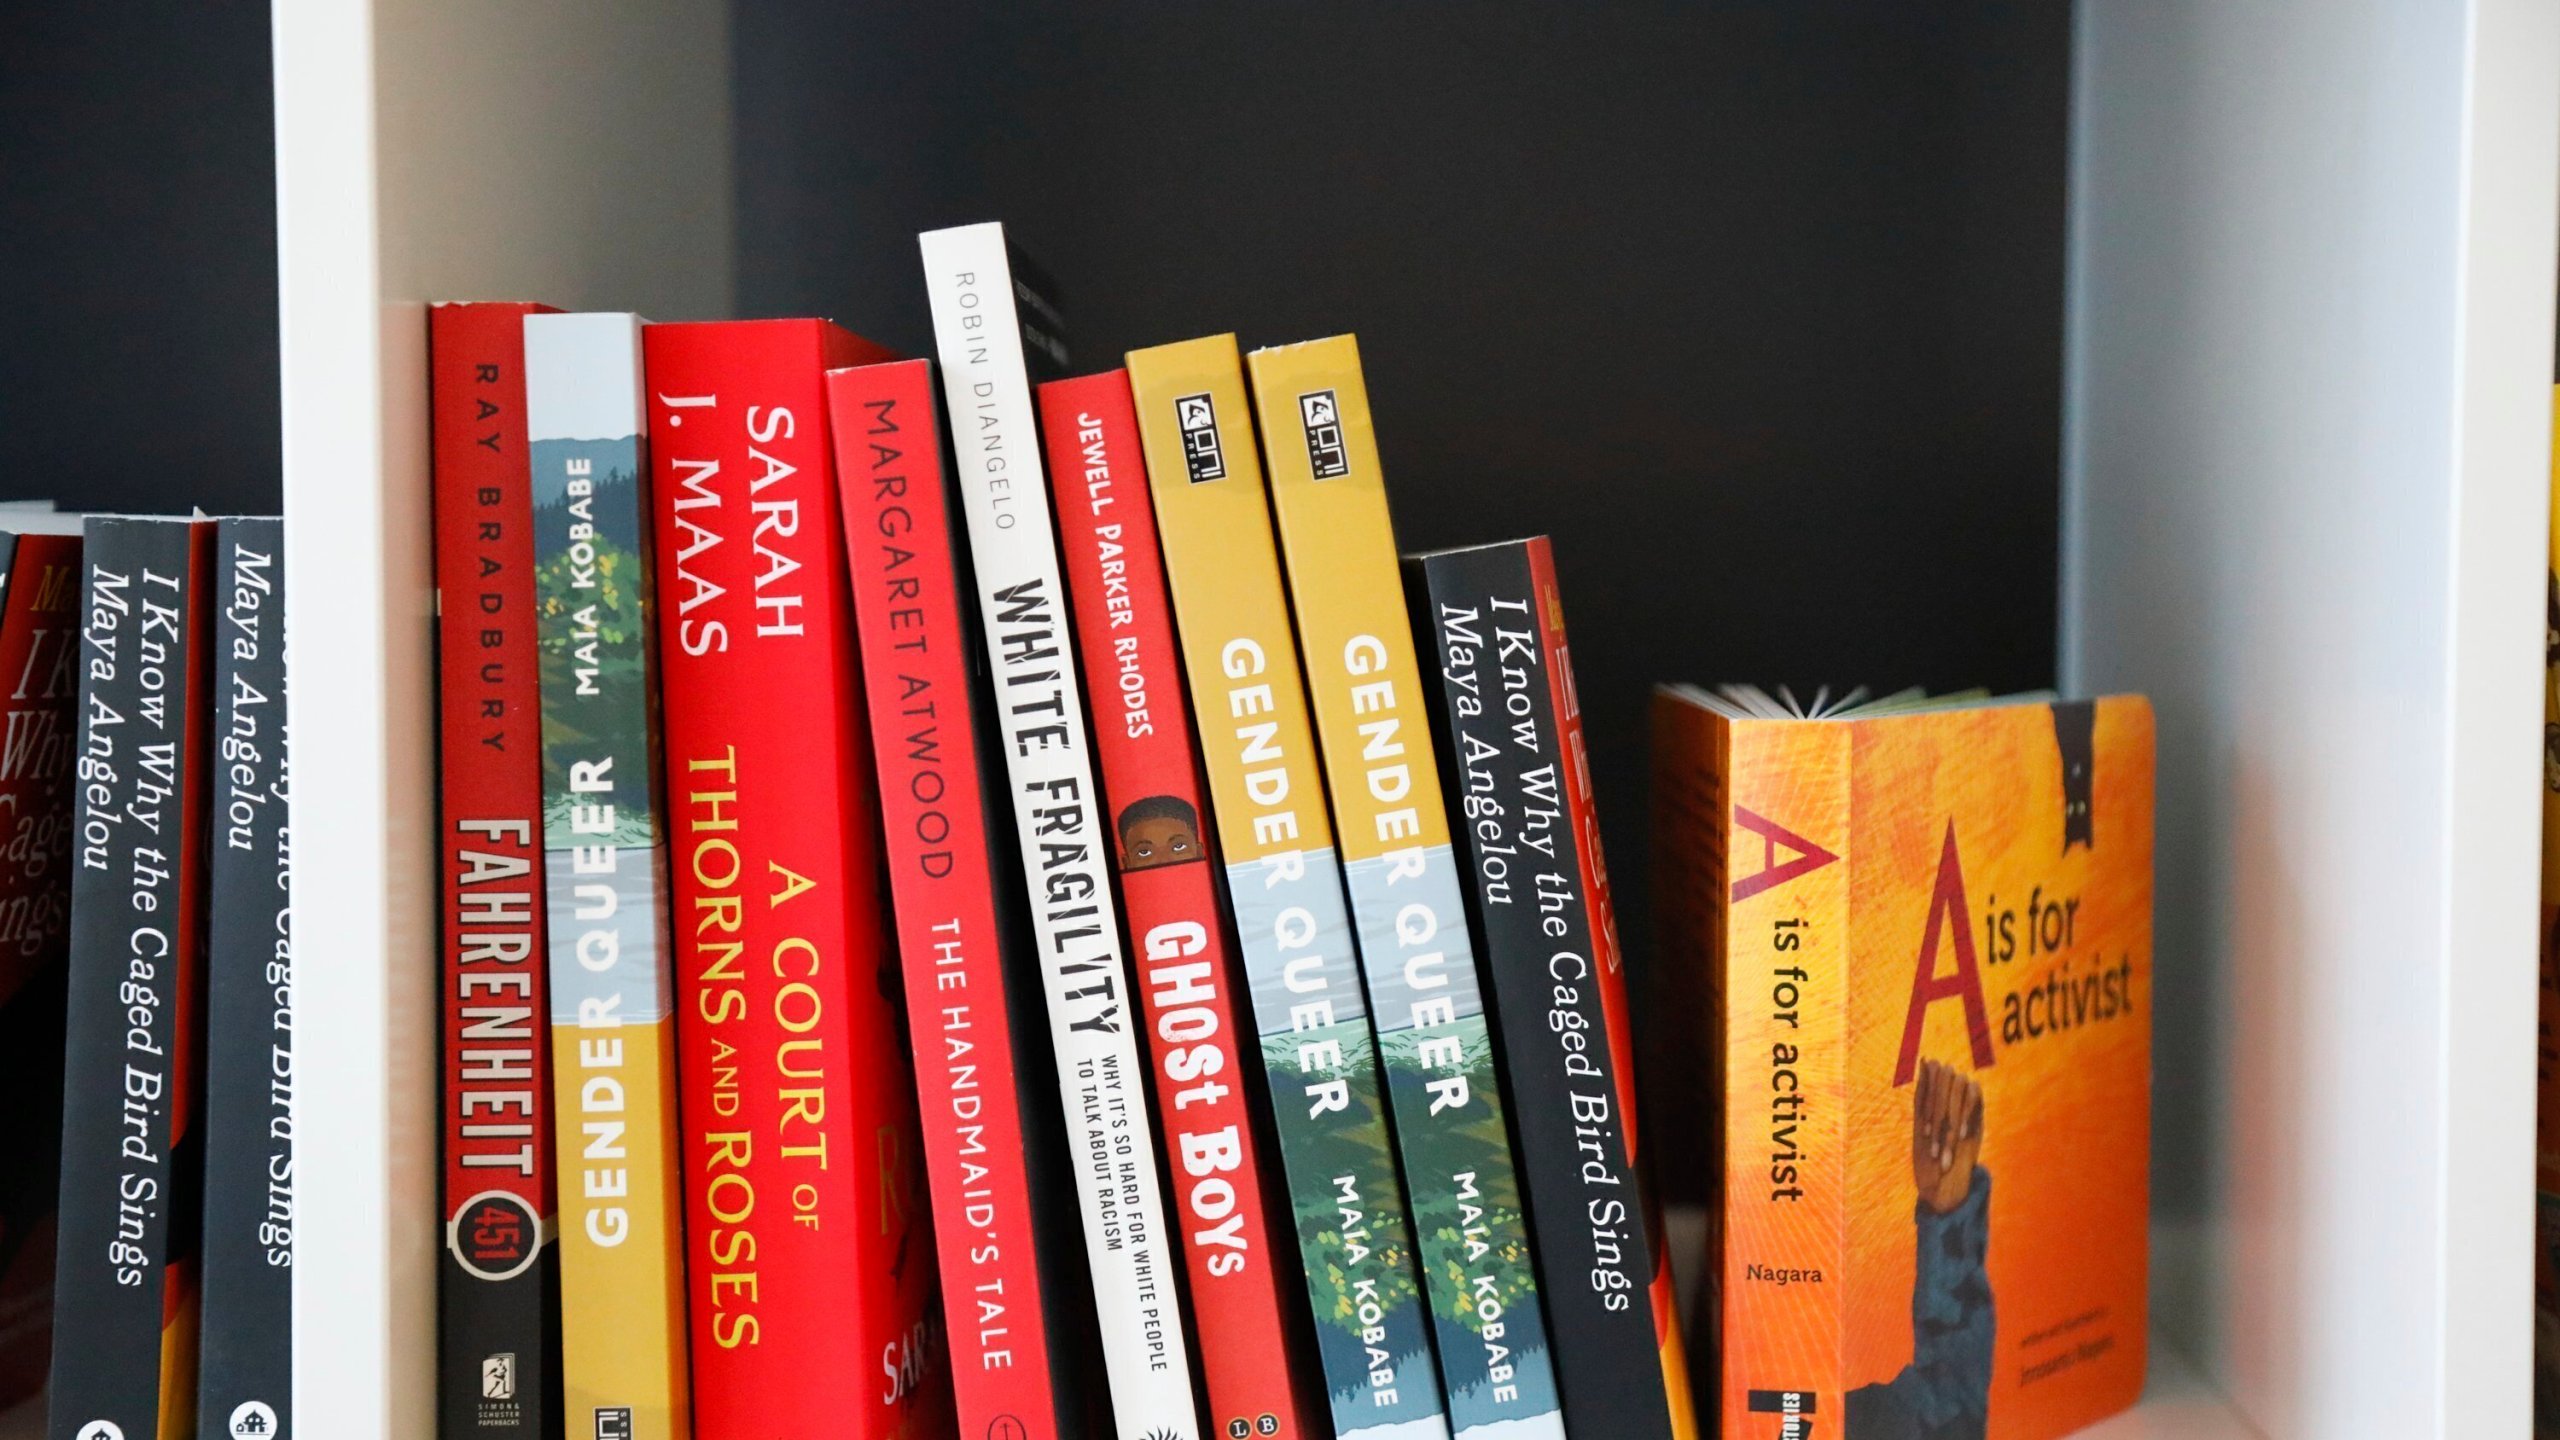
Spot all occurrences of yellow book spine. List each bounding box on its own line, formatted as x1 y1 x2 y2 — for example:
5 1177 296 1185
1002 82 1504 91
551 1016 692 1439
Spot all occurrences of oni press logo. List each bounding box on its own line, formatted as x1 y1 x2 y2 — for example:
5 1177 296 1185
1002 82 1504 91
1746 1389 1820 1439
482 1352 517 1401
594 1406 633 1440
1298 390 1348 479
1174 393 1225 482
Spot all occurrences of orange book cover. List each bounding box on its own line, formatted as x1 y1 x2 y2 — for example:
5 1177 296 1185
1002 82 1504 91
1652 690 2151 1440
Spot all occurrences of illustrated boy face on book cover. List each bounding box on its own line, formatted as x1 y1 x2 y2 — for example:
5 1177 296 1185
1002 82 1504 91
1116 794 1203 872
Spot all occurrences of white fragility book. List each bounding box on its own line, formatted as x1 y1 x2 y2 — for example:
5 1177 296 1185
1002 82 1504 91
918 221 1201 1440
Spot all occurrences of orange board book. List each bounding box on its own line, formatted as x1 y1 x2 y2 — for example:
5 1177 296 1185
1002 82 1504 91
1649 686 2152 1440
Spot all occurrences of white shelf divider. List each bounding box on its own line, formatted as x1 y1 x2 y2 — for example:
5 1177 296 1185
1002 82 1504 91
2064 0 2559 1434
275 3 733 1435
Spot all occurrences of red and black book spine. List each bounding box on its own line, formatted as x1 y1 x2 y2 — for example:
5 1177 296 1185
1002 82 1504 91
831 357 1085 1440
197 518 293 1440
1036 371 1317 1440
0 530 81 1414
430 300 562 1439
642 320 947 1439
47 515 215 1440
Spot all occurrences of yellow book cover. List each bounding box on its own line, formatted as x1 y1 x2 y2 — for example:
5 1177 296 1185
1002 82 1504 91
1652 689 2151 1440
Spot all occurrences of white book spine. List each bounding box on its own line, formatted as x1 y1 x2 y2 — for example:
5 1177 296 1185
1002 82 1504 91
918 221 1201 1440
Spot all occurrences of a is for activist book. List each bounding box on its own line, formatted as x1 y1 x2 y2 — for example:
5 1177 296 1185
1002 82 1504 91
833 357 1091 1440
919 222 1200 1440
524 312 691 1440
48 515 215 1440
1247 337 1562 1440
0 526 81 1419
429 300 563 1440
197 518 292 1440
1039 369 1319 1440
1410 537 1685 1440
1126 334 1450 1440
642 319 947 1440
1651 687 2152 1440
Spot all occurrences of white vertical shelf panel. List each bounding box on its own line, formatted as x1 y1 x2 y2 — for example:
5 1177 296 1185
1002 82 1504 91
274 3 732 1435
2064 1 2557 1435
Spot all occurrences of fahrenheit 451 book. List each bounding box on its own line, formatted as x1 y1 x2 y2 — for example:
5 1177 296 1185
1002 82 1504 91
643 318 946 1440
1040 368 1319 1440
524 312 691 1440
1127 334 1449 1440
1651 687 2152 1440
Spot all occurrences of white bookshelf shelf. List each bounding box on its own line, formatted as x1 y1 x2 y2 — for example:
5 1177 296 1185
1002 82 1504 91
271 3 2558 1437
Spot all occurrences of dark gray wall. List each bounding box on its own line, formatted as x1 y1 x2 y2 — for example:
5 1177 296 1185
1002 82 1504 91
735 0 2072 959
1 3 281 516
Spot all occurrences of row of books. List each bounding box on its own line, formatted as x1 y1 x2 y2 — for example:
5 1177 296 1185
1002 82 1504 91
429 223 1691 1440
0 512 294 1440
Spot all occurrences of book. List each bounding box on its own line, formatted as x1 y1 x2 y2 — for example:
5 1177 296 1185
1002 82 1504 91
523 311 692 1440
1039 369 1319 1440
430 299 563 1440
0 527 81 1417
1246 337 1563 1440
641 319 947 1439
197 518 291 1440
1409 537 1683 1439
2540 378 2560 1433
833 357 1089 1440
918 222 1201 1440
47 514 215 1440
1651 686 2152 1440
1125 333 1451 1440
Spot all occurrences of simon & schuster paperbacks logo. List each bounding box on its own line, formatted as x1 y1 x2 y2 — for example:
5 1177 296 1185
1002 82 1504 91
1297 390 1347 479
1174 393 1225 482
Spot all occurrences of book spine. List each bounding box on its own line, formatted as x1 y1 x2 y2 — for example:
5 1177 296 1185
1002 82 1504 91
524 312 692 1440
0 532 79 1415
1714 716 1849 1436
1038 371 1317 1440
1247 338 1562 1440
1411 540 1675 1439
833 358 1069 1440
48 516 214 1440
198 519 292 1440
642 320 945 1439
919 223 1200 1440
1520 540 1699 1440
430 300 562 1440
1126 334 1451 1440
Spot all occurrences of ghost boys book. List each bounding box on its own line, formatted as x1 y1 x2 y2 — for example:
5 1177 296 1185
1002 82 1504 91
48 515 215 1440
918 222 1199 1440
524 312 691 1440
1242 337 1561 1440
1127 334 1450 1440
1650 689 2152 1440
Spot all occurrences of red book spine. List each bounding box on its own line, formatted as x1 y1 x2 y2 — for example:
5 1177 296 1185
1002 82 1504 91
829 357 1066 1440
1037 370 1316 1440
643 320 946 1439
430 302 563 1438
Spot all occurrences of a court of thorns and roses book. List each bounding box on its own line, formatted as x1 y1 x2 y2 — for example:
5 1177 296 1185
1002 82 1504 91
1651 687 2152 1440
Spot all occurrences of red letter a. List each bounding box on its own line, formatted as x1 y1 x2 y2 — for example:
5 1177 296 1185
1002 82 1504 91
1730 806 1840 902
1892 822 1997 1085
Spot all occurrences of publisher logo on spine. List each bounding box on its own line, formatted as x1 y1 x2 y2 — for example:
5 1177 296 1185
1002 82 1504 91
593 1407 633 1440
1297 390 1348 479
1174 393 1225 482
1746 1389 1819 1439
482 1352 518 1401
227 1401 279 1438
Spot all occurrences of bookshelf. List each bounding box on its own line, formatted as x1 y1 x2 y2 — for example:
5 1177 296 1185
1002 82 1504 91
267 3 2553 1438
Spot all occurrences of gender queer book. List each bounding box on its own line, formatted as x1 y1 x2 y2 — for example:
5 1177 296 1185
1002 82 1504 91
524 312 691 1440
1039 369 1319 1440
0 525 81 1418
918 222 1199 1440
834 357 1092 1440
642 318 947 1440
197 518 292 1440
429 299 563 1440
1410 536 1684 1440
1651 687 2152 1440
1127 333 1450 1440
48 515 215 1440
1247 337 1563 1440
